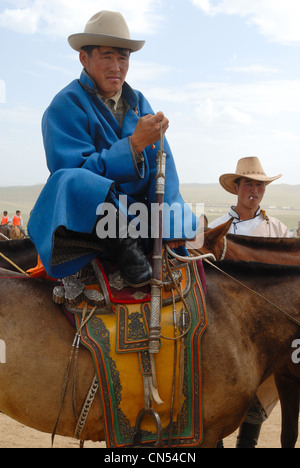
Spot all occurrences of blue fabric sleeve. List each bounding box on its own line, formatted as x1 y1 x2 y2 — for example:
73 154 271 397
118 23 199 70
42 88 143 185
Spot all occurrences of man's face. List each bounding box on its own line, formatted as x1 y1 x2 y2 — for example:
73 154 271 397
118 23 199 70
233 178 266 210
80 46 130 98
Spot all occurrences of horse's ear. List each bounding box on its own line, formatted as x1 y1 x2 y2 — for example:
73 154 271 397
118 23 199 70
206 219 233 243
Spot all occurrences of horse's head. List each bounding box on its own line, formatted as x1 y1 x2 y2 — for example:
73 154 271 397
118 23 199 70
201 219 233 259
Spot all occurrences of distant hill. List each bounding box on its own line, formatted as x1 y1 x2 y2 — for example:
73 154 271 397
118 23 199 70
0 183 299 231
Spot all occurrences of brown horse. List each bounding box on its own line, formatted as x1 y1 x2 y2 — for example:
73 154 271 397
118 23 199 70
0 238 37 273
193 222 300 448
0 225 10 240
0 260 299 448
196 220 300 265
9 226 26 240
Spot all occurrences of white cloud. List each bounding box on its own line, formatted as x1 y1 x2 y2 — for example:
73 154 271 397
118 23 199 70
195 99 253 125
193 0 211 14
192 0 300 45
146 78 300 118
0 0 162 37
192 79 300 118
0 6 40 33
225 64 281 74
144 76 300 183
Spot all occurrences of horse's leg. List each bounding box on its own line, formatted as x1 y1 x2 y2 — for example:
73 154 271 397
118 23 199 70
200 357 256 447
275 369 300 448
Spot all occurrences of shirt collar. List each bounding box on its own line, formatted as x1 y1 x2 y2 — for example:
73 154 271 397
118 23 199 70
97 88 123 111
229 206 262 221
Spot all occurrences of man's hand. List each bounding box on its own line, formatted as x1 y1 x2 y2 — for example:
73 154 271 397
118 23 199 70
131 111 169 154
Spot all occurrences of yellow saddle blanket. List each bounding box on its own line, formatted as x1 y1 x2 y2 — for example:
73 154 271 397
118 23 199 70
71 258 207 448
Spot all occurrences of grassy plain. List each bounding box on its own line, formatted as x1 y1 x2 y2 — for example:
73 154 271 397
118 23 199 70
0 183 299 232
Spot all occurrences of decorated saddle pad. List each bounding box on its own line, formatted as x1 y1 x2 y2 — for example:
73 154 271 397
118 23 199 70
70 258 207 448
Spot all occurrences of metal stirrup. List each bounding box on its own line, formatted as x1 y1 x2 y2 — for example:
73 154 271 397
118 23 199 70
132 408 164 448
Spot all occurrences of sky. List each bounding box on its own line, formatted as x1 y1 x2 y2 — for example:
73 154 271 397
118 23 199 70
0 0 300 186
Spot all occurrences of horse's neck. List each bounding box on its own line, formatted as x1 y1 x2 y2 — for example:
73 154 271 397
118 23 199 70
225 240 251 261
227 238 300 265
206 268 300 379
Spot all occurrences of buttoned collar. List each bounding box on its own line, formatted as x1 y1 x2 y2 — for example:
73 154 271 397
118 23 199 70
229 206 262 221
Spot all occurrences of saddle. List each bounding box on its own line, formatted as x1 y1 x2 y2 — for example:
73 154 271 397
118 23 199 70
54 255 207 448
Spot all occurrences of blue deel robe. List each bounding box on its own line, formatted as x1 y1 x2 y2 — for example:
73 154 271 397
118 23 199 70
28 70 199 278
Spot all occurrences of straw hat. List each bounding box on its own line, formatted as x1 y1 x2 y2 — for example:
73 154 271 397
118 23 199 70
219 157 282 194
68 11 145 53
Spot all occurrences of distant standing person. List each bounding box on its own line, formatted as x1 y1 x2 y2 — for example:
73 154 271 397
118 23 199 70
210 156 289 448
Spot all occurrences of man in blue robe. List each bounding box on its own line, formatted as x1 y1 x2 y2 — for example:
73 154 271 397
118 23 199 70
28 11 198 284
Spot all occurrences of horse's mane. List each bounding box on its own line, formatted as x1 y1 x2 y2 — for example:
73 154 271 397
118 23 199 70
207 260 300 276
0 238 35 253
227 234 300 252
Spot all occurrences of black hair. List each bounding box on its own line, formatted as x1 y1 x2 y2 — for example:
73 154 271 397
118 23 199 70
81 45 131 57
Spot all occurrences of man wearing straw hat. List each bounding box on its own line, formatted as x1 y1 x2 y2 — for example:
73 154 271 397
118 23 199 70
209 156 289 237
28 11 198 284
210 157 289 448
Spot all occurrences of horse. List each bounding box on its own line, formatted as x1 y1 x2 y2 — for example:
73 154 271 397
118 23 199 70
0 225 10 240
0 238 37 273
9 226 26 240
192 222 300 447
195 219 300 265
0 260 299 448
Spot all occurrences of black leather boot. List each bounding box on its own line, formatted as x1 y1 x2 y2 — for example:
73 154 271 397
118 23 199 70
236 422 262 448
106 234 152 287
99 205 152 287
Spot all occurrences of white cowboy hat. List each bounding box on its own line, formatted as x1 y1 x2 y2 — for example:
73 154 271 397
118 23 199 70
68 10 145 53
219 157 282 194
